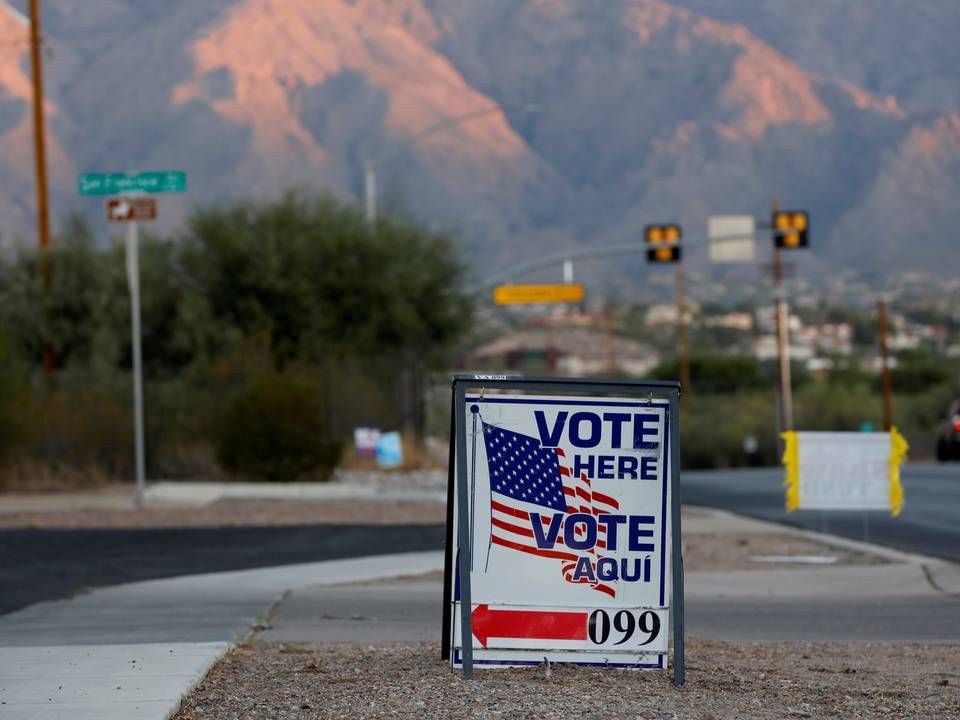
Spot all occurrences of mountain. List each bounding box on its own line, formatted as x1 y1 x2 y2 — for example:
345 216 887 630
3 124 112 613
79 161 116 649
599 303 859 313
1 0 958 288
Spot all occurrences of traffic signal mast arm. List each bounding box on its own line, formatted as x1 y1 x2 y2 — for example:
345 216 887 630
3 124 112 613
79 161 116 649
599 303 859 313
474 229 754 293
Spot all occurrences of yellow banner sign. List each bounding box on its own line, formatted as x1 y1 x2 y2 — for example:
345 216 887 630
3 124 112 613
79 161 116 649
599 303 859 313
493 283 586 305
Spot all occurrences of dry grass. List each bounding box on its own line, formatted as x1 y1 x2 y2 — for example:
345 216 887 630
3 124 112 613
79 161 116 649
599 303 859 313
0 458 114 494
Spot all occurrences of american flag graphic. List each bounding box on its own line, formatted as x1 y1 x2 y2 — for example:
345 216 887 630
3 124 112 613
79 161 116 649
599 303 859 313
481 420 623 598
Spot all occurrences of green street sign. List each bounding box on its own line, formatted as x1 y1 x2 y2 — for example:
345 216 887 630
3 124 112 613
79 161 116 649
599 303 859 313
78 171 187 196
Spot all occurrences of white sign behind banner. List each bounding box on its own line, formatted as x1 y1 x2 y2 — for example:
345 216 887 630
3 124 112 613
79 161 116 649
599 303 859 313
783 430 908 515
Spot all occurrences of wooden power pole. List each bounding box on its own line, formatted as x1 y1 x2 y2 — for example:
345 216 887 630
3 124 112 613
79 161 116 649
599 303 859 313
772 198 794 434
28 0 55 374
878 298 893 432
676 262 691 413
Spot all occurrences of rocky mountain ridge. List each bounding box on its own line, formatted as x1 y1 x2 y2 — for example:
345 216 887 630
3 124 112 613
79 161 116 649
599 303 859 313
0 0 957 286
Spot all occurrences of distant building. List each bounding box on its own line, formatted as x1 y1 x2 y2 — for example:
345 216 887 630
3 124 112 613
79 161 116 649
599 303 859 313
794 322 853 356
467 328 660 377
645 302 697 327
755 307 801 334
752 335 814 362
703 312 753 331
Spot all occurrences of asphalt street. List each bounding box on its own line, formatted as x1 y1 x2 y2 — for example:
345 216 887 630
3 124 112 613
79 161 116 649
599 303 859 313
0 523 444 616
681 463 960 563
261 577 960 646
2 463 955 618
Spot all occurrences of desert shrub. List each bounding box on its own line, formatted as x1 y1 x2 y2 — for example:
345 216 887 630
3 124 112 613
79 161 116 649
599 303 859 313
0 333 24 464
14 385 134 483
679 391 779 469
794 382 881 432
886 352 955 394
651 355 768 394
216 372 342 482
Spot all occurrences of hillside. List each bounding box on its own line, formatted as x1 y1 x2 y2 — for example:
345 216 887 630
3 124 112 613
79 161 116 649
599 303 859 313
1 0 958 286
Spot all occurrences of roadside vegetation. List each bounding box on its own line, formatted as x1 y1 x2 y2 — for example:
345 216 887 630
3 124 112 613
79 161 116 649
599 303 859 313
649 353 958 468
0 194 472 489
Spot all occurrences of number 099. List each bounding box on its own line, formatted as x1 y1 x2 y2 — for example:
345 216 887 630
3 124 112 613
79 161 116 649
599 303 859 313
588 609 661 646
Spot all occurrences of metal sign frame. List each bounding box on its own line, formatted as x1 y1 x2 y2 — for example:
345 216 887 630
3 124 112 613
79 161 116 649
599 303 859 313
441 374 684 685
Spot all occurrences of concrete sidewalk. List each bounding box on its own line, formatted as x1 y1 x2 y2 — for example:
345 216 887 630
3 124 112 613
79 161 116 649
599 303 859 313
0 552 444 720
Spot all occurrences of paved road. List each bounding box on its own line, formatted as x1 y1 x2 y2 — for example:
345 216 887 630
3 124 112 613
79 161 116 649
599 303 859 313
0 524 444 616
261 576 960 646
682 463 960 563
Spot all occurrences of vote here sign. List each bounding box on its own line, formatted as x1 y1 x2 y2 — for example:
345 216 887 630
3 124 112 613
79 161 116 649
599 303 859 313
449 390 677 670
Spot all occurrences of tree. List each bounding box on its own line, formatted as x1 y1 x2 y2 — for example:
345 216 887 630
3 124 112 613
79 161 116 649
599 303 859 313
176 193 472 366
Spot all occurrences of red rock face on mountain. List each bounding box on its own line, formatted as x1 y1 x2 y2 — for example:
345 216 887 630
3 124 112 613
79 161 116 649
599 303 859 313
0 0 957 279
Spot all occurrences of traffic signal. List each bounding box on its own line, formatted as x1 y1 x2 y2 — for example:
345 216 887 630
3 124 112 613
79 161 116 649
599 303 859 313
772 210 808 249
645 224 682 264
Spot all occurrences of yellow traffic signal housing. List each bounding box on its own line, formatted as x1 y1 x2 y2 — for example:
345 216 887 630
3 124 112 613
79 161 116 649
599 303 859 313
647 245 682 263
772 211 809 249
645 224 682 263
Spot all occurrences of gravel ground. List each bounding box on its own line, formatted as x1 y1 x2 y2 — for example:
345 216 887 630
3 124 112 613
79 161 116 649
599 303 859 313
0 498 448 529
0 471 449 529
173 640 960 720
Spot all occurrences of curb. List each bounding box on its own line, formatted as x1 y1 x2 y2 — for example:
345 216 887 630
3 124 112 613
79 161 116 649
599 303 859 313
143 481 446 506
687 505 960 596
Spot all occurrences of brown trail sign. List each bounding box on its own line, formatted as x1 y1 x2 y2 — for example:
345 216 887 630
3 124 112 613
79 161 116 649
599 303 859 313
106 197 157 222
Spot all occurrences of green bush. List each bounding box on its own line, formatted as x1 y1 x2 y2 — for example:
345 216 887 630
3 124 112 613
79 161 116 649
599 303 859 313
0 333 23 464
794 381 881 432
216 373 342 482
651 355 767 394
680 391 779 469
886 353 954 394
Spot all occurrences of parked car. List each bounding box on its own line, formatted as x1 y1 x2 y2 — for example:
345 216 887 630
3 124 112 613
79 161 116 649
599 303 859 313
935 399 960 462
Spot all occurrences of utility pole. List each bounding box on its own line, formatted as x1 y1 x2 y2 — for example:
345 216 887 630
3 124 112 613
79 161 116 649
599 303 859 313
644 223 687 408
772 199 794 434
676 262 691 413
605 306 617 376
28 0 54 375
878 297 893 432
364 159 376 225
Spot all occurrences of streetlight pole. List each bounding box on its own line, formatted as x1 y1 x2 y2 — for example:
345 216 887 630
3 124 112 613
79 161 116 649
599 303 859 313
125 211 146 507
364 159 377 225
363 103 538 225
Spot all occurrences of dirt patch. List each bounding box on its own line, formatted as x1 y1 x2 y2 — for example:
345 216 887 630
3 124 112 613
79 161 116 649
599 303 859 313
173 640 960 720
683 532 887 571
0 498 447 529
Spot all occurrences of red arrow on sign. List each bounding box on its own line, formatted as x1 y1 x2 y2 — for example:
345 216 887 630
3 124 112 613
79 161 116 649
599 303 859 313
471 605 588 647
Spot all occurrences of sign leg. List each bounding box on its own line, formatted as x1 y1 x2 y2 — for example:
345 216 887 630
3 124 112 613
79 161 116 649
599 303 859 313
669 389 685 686
441 389 457 661
454 385 474 678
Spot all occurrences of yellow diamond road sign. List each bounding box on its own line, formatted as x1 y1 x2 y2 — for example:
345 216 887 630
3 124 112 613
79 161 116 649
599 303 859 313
493 283 586 305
